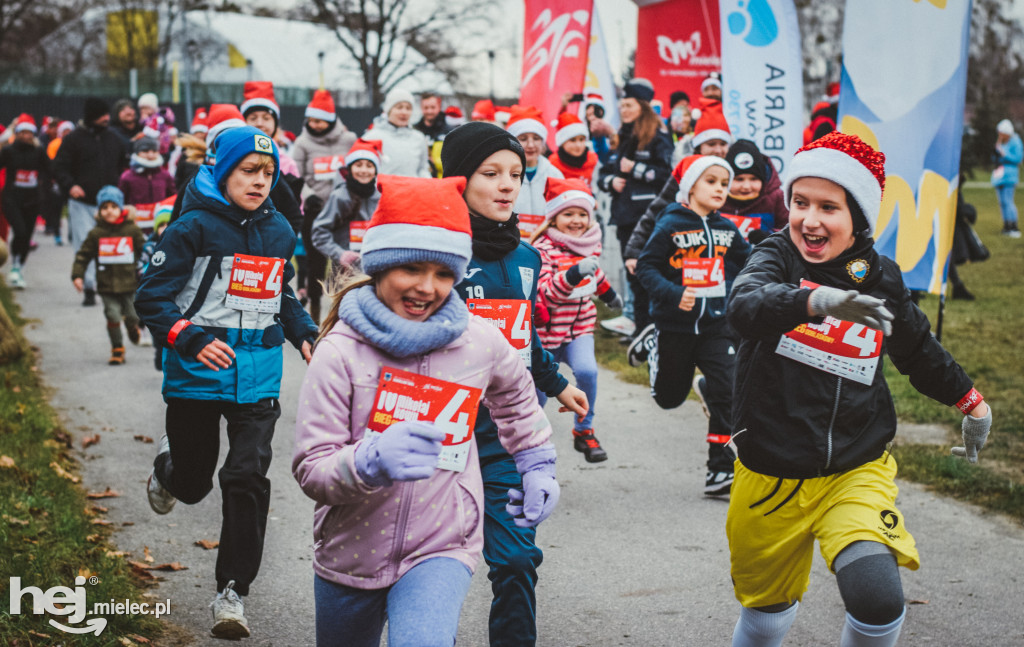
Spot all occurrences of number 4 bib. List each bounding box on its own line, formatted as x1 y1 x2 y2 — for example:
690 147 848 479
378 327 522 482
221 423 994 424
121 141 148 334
774 280 882 385
466 299 532 368
225 254 284 313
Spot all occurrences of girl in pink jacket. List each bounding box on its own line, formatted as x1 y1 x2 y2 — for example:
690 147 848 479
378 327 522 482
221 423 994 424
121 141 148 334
530 177 622 463
292 175 558 646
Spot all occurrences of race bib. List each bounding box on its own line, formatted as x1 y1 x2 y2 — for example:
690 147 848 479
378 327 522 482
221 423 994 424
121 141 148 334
774 280 882 385
14 170 38 188
366 367 482 473
349 221 369 252
556 256 597 298
467 299 532 368
518 214 545 240
682 257 725 297
134 203 156 229
224 254 284 313
313 155 345 181
721 213 762 241
98 237 134 264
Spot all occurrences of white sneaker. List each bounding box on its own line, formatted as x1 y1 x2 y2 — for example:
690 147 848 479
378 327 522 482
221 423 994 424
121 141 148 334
1009 229 1022 239
600 315 636 337
146 436 176 515
7 268 26 289
211 580 250 639
138 327 153 347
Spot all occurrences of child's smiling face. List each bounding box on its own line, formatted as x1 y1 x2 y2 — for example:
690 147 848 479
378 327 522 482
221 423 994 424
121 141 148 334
99 202 122 223
552 206 590 238
788 177 856 263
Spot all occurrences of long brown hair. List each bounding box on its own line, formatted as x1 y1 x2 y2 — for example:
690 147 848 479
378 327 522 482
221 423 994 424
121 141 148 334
633 100 664 152
314 265 374 350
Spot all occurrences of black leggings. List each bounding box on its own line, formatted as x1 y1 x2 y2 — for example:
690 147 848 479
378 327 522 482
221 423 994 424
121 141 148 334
3 195 38 264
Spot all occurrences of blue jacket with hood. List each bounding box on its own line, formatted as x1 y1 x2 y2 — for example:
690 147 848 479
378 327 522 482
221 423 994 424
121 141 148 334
136 165 318 403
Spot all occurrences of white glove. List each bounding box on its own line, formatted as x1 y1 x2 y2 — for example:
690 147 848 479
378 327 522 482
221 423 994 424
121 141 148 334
952 406 992 463
576 257 600 277
809 286 894 336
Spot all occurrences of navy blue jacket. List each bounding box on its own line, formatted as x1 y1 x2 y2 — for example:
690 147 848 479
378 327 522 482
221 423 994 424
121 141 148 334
135 167 318 403
456 240 569 459
597 130 673 228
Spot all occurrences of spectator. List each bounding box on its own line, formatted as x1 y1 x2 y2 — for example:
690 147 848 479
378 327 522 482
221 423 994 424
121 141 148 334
992 118 1022 237
362 88 431 178
137 93 159 123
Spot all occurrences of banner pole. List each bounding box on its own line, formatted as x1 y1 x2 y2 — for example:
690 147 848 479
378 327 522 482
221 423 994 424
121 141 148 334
936 294 946 343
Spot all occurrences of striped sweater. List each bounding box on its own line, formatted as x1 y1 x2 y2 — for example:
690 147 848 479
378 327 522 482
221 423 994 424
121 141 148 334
534 229 617 348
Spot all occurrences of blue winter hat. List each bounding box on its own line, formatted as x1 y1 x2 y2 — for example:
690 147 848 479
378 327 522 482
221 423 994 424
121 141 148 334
96 185 124 209
211 125 280 190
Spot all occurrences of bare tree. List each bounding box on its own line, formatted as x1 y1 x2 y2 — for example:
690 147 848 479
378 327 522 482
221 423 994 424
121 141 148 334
0 0 90 63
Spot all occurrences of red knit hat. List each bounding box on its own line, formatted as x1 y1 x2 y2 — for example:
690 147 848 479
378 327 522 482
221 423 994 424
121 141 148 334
360 175 473 282
240 81 280 119
506 105 546 140
345 138 382 169
691 103 732 149
306 89 337 122
783 131 886 235
190 107 209 134
552 112 588 149
206 104 246 146
13 113 36 134
472 99 496 121
544 176 595 221
673 155 734 204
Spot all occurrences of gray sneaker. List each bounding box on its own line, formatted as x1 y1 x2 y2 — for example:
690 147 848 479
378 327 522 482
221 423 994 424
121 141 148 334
146 436 176 515
211 580 250 639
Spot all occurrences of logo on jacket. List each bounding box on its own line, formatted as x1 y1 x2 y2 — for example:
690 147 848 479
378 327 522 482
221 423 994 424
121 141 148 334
669 229 735 269
151 251 166 266
463 268 483 280
734 152 754 170
519 267 535 297
846 259 870 283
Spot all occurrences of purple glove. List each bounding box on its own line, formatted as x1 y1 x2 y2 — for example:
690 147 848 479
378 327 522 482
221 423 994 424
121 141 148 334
506 444 559 528
354 421 444 487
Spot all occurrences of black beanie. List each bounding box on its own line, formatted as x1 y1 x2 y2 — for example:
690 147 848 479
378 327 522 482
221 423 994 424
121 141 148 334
84 97 110 124
441 122 526 180
726 139 767 184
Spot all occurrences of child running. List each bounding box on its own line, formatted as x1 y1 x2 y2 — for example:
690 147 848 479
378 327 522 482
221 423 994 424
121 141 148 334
136 126 318 639
1 114 51 289
310 138 381 273
725 132 993 646
71 185 145 365
292 175 558 647
531 177 622 462
634 155 750 495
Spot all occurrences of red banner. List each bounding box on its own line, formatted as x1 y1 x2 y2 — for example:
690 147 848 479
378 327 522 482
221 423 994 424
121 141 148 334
634 0 721 106
521 1 593 145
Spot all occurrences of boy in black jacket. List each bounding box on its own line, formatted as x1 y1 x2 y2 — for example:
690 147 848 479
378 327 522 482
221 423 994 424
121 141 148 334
635 155 750 495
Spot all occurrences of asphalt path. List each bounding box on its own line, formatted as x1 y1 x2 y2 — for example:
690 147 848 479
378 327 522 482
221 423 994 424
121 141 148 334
16 236 1024 646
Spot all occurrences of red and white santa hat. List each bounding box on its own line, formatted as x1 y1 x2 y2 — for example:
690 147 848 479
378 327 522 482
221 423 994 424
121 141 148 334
240 81 280 119
506 105 546 140
13 113 36 134
305 89 337 122
142 115 163 139
783 131 886 235
205 104 247 149
345 138 382 169
360 175 473 282
445 106 465 127
583 93 604 110
691 103 732 149
552 112 588 149
190 107 209 134
673 154 734 204
544 176 595 221
472 99 496 121
701 72 723 94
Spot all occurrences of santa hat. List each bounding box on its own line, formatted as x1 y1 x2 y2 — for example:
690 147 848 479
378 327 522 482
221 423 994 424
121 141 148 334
41 116 55 131
206 104 247 148
826 81 841 104
305 89 337 122
701 73 723 94
345 138 382 169
673 155 734 204
691 103 732 149
190 107 209 134
472 99 496 121
382 88 414 116
444 106 465 127
57 121 74 136
506 105 546 140
583 93 604 109
142 115 163 139
13 113 36 134
240 81 280 119
552 112 588 149
783 131 886 235
544 177 595 221
360 175 473 282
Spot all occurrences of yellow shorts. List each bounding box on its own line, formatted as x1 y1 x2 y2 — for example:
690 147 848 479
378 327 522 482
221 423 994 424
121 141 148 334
727 455 919 608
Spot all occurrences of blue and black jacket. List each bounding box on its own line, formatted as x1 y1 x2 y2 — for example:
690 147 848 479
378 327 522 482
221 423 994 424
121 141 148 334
456 240 569 459
135 166 318 404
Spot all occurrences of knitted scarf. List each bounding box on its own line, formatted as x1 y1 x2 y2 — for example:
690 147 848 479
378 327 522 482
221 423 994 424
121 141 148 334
338 284 468 358
556 146 589 169
544 223 602 257
470 213 521 261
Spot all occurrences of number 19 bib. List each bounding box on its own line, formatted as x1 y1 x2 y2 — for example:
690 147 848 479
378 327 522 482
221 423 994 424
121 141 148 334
225 254 284 313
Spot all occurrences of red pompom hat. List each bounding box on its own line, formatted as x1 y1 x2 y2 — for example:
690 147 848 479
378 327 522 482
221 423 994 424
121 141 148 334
472 99 496 121
13 113 36 134
240 81 280 119
691 103 732 149
552 112 588 149
190 107 209 134
673 155 734 204
783 131 886 235
345 138 382 169
506 105 546 140
306 89 337 122
544 176 595 221
360 175 473 282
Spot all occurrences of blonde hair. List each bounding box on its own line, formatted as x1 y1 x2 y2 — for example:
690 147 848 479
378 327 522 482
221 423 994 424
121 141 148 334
315 265 374 350
528 218 554 245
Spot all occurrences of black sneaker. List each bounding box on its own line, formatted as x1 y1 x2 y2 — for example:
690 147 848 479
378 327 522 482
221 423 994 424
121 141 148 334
692 375 711 419
82 288 96 306
572 429 608 463
627 323 657 367
704 471 734 496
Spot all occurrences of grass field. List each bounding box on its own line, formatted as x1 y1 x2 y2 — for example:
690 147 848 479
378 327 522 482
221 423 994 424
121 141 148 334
595 184 1024 521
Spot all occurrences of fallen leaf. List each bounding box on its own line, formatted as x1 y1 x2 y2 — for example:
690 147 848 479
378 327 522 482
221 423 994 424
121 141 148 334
148 562 187 571
11 385 20 393
106 550 131 558
119 636 136 646
50 462 79 483
15 403 26 415
194 539 220 550
82 434 101 449
122 521 135 526
90 519 113 526
129 634 151 644
907 599 930 605
127 562 157 580
133 435 154 444
3 515 29 526
86 487 121 499
28 631 51 639
78 568 96 580
143 546 154 563
53 430 73 447
91 504 108 514
0 455 15 469
86 534 102 543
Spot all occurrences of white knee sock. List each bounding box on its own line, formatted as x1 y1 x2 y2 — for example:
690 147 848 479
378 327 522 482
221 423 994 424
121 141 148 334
840 607 905 647
732 602 799 647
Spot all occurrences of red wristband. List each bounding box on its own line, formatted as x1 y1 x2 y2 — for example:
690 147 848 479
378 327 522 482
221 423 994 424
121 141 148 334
167 319 192 347
956 388 983 414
